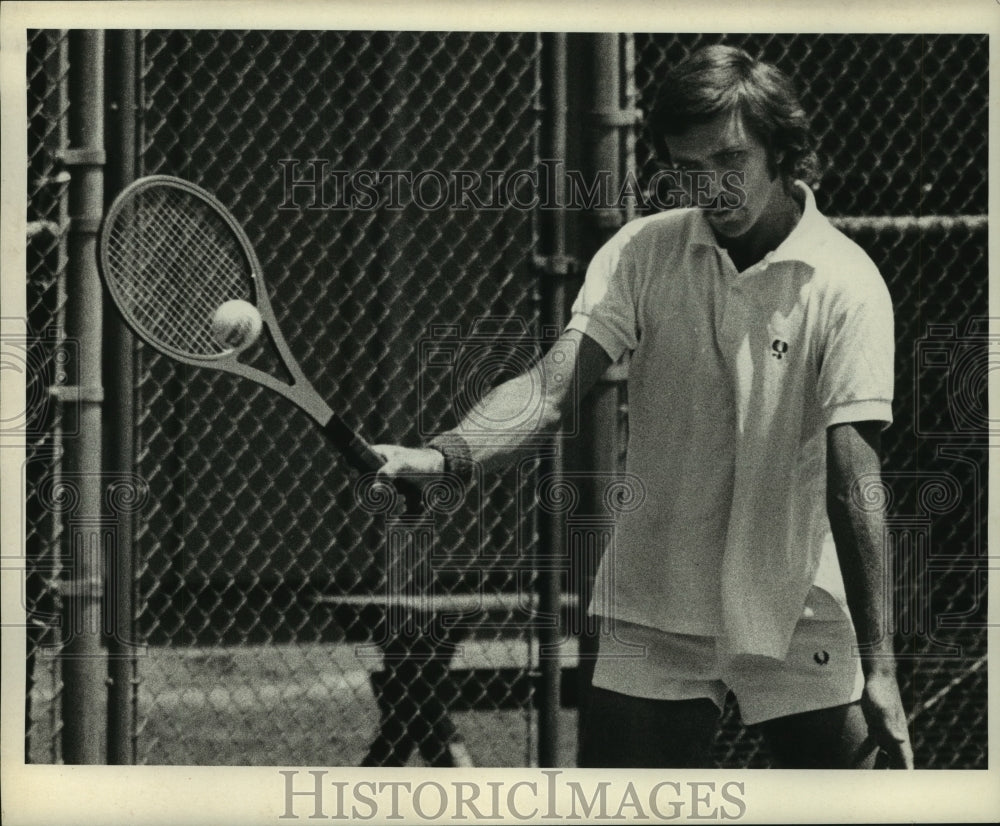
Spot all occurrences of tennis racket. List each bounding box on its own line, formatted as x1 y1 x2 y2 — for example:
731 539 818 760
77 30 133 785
98 174 422 511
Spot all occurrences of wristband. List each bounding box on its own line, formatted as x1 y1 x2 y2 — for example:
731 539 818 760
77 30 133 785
426 432 475 485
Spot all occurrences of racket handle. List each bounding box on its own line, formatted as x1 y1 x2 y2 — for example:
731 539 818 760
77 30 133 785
321 415 424 514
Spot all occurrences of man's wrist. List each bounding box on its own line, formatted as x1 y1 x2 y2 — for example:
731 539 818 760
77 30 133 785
858 639 898 679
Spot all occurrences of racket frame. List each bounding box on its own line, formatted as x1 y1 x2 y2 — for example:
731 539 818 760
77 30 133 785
98 174 403 484
99 175 335 426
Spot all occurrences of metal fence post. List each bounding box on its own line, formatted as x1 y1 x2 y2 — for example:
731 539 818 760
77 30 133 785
60 28 106 764
535 32 570 768
572 32 633 764
104 28 138 766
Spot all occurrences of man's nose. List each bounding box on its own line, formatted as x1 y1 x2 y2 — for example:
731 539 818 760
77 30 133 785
690 170 724 208
693 170 729 209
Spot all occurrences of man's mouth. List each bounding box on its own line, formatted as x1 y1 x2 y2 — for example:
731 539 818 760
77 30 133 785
707 204 741 219
704 195 742 214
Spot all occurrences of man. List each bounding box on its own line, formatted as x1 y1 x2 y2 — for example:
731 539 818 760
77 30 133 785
375 44 913 769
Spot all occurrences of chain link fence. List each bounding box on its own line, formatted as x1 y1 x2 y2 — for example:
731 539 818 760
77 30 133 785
23 30 987 769
131 30 545 765
632 33 988 768
23 28 71 764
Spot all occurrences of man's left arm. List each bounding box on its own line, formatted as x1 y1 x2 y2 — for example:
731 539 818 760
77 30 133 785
826 420 914 769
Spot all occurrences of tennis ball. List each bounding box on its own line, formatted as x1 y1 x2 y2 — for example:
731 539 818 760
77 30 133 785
212 300 262 351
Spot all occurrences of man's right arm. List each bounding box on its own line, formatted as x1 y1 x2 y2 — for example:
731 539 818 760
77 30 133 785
374 329 612 478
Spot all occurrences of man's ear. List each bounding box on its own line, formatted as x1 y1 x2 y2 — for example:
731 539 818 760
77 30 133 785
769 147 786 179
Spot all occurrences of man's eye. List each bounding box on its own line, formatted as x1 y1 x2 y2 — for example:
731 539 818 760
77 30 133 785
720 151 745 163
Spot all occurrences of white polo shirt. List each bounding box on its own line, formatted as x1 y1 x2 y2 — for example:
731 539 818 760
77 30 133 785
567 182 894 660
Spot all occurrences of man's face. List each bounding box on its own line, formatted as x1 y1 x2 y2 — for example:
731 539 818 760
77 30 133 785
665 108 784 240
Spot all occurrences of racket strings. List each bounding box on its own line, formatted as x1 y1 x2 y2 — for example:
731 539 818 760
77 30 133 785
133 199 242 342
113 208 220 346
104 184 255 358
124 190 247 348
109 197 244 352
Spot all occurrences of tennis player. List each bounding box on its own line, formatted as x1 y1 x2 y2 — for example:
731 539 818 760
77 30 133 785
376 44 913 769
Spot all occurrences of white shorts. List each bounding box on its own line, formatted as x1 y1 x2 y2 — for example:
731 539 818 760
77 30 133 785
591 586 864 725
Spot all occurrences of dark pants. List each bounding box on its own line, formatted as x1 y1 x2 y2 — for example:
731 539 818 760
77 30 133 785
361 609 463 767
579 686 876 769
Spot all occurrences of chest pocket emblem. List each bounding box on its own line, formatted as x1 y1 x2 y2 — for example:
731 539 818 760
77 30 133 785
771 339 789 360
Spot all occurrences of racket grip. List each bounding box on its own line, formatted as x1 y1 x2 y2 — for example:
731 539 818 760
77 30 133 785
321 414 424 513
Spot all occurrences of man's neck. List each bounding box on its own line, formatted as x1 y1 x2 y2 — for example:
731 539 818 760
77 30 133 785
720 182 803 272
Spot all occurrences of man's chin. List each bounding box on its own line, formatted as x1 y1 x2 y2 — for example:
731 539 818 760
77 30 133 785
705 207 748 237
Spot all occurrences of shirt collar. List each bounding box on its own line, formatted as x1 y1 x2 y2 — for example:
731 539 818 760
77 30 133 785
689 180 826 266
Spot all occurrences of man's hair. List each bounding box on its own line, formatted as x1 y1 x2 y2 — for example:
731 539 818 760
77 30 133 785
648 44 821 186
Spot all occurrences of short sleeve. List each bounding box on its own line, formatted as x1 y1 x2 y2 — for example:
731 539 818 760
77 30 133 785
817 265 895 427
565 229 641 362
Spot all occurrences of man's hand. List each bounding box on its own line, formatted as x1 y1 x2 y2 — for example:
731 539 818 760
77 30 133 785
372 445 445 481
861 669 914 769
827 421 915 770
